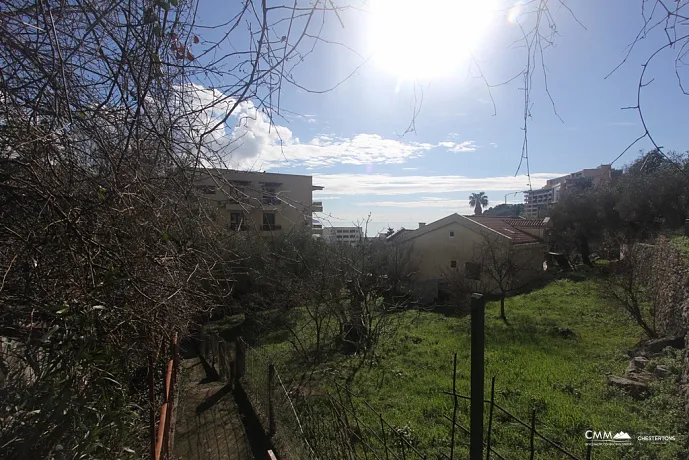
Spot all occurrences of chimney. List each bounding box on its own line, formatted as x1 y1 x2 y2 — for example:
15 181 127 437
418 222 426 229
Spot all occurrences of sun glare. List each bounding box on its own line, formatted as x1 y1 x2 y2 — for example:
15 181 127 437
368 0 496 79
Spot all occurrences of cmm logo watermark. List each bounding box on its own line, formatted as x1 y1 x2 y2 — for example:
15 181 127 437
585 430 632 446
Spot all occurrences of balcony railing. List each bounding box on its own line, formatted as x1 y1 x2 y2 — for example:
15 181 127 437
261 224 282 231
312 201 323 212
261 196 282 205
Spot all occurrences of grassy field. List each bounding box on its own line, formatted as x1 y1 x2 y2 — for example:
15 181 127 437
245 277 687 460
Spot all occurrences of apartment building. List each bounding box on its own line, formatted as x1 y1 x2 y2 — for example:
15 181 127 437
193 169 323 233
523 164 614 218
322 226 363 245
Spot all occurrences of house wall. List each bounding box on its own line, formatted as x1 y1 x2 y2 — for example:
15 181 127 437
400 220 546 302
193 170 315 233
401 221 487 283
510 243 547 289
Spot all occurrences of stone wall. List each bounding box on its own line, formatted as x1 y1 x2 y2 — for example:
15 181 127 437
633 240 689 418
634 242 689 337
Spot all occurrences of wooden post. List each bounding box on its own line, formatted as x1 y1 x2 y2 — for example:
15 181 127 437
218 340 226 380
235 338 246 381
149 354 156 460
485 376 496 460
268 363 276 438
449 353 458 460
470 293 485 460
529 409 536 460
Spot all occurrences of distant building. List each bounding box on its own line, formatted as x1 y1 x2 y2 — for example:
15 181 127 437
193 169 323 234
524 164 614 218
322 226 363 245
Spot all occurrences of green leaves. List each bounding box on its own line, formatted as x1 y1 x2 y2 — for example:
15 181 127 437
143 7 155 24
154 0 171 11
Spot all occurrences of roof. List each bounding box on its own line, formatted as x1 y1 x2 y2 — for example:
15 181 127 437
464 216 542 244
396 213 544 245
386 228 410 241
501 217 547 228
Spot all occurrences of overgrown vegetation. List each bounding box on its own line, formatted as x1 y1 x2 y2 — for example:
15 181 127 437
246 276 687 460
0 0 355 456
551 150 689 266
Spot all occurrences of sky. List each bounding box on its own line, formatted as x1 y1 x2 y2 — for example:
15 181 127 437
190 0 689 235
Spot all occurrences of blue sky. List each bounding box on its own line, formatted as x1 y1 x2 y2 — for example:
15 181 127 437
191 0 689 235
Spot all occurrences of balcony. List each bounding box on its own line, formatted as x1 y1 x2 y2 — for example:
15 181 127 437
261 196 282 206
312 201 323 212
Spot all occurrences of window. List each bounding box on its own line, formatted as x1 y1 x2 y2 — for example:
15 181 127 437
449 231 455 238
228 181 248 202
196 185 216 195
261 185 281 205
230 212 244 231
262 213 280 230
450 260 457 268
465 262 482 281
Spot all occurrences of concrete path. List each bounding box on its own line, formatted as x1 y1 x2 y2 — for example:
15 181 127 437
172 358 253 460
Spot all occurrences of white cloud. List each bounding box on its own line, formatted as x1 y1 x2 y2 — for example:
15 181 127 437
175 84 477 169
438 140 476 152
359 197 475 208
449 141 476 152
313 173 563 195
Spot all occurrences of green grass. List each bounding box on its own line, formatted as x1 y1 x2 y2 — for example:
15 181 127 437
669 235 689 255
248 279 687 460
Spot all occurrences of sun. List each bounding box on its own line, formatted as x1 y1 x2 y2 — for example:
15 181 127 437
367 0 496 79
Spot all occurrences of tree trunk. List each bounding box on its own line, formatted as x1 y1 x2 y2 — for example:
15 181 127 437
576 234 593 267
500 295 507 324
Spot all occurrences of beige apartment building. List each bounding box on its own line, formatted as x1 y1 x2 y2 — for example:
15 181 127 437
523 164 614 218
193 169 323 234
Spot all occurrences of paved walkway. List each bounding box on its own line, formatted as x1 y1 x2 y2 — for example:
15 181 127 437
173 358 253 460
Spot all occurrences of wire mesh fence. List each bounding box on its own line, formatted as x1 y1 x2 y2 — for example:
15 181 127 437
234 337 589 460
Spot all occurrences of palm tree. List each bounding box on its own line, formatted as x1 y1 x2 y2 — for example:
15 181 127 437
469 192 489 215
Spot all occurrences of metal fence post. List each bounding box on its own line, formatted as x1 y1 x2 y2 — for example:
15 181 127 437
470 293 485 460
586 427 592 460
268 362 276 438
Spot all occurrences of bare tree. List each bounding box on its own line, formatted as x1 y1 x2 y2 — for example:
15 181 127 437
602 246 659 339
442 233 544 323
0 0 361 455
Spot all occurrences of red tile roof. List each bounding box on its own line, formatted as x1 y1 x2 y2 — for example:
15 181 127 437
502 217 546 228
464 216 542 244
